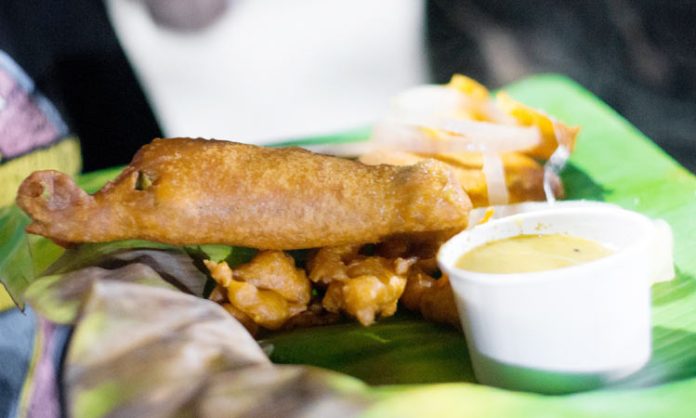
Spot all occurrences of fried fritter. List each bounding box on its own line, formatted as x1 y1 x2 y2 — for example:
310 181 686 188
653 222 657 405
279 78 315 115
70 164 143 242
307 246 416 326
306 245 360 285
401 273 461 329
232 251 311 306
204 251 311 331
17 138 472 249
323 274 405 326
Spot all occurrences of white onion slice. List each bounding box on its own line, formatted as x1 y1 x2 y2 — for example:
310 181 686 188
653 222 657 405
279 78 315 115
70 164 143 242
304 122 428 156
308 119 541 157
425 118 541 152
306 84 543 157
372 117 541 154
542 118 571 202
482 152 509 205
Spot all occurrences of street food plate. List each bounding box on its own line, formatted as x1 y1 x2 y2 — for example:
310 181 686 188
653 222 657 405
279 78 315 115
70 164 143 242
2 74 695 418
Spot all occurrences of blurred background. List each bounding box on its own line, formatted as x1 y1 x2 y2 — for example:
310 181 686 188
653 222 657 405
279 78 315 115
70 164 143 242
107 0 428 145
0 0 694 171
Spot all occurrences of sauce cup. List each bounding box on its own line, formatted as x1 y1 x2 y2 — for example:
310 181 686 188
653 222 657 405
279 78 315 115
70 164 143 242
438 206 673 394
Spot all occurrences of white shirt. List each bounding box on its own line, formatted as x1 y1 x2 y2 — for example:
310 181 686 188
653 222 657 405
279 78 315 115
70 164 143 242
106 0 427 144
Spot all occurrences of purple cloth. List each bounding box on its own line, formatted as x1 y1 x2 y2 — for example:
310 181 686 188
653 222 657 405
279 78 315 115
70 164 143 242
26 319 62 418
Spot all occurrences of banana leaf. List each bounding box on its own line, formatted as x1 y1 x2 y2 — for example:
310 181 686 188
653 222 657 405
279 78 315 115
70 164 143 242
3 74 696 417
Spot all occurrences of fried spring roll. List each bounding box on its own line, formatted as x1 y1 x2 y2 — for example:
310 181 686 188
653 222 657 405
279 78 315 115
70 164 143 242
17 138 472 249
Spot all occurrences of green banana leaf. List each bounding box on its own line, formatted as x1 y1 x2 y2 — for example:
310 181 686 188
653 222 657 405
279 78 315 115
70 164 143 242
3 74 696 417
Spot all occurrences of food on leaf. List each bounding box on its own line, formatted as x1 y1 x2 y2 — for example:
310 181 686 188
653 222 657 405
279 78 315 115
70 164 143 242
309 246 417 326
14 75 580 331
401 272 461 329
205 251 311 331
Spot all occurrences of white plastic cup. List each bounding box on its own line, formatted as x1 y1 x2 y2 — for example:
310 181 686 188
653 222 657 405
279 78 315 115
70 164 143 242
438 206 673 393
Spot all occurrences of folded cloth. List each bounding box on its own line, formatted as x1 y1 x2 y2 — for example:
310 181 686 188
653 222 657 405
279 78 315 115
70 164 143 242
0 50 81 208
0 307 71 418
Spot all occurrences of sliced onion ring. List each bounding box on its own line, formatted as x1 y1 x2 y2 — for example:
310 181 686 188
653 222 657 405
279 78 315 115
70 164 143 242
308 119 542 157
417 118 541 153
482 152 509 205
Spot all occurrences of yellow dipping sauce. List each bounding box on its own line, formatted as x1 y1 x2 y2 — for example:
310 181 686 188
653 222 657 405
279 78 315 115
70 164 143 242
456 234 613 274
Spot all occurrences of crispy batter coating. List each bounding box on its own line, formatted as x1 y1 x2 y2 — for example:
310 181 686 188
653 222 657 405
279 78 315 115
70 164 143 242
323 271 406 327
401 273 461 329
232 251 311 305
212 246 460 330
306 245 360 285
376 233 449 260
307 246 416 326
204 251 310 330
16 138 472 248
359 150 561 207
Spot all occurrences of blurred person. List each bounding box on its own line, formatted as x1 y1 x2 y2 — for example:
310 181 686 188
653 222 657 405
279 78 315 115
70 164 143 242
106 0 427 146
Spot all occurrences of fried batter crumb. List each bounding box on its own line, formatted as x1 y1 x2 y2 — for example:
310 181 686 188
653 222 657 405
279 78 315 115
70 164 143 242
306 245 360 284
204 251 311 331
401 272 461 329
309 247 416 326
323 273 407 326
208 245 460 332
233 251 311 305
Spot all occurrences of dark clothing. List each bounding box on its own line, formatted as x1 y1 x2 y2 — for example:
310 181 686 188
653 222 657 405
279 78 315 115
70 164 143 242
0 0 162 171
427 0 696 172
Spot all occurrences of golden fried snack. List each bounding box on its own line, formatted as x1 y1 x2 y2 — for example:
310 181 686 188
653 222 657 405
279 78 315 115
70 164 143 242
376 233 449 260
225 280 304 330
307 246 416 325
359 150 560 207
17 138 472 249
232 251 311 306
204 252 311 330
322 265 407 327
306 245 360 285
401 273 460 329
